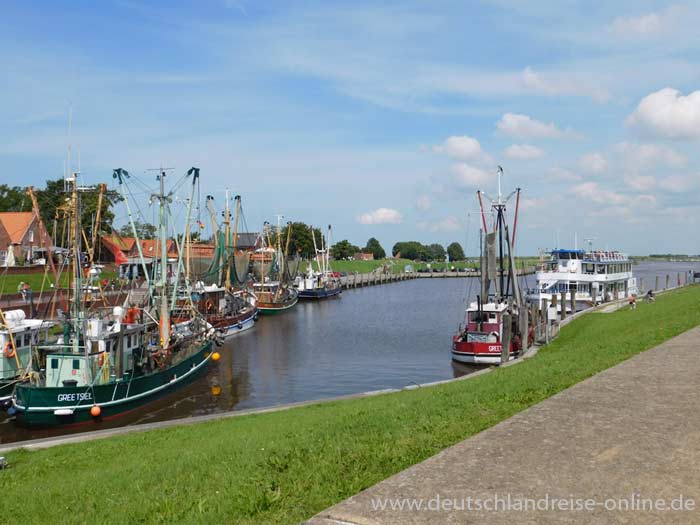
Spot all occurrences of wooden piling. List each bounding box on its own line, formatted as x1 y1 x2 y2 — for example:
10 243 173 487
560 291 566 320
655 276 659 291
501 312 512 364
569 290 575 317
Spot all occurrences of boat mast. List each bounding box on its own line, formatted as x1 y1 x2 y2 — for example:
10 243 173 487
153 170 171 348
224 189 231 289
495 166 505 300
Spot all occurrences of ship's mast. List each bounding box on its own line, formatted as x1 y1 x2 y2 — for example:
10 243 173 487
224 189 231 289
152 170 171 348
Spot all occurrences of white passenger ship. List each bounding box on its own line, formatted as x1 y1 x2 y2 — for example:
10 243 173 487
527 249 637 306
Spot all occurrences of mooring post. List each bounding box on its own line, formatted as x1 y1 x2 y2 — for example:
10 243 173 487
501 312 512 364
666 274 669 289
560 291 566 320
655 275 660 291
569 290 575 317
639 277 644 293
540 298 546 323
678 272 681 287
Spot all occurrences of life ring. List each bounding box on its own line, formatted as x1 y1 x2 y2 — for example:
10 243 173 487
3 342 16 359
205 299 214 311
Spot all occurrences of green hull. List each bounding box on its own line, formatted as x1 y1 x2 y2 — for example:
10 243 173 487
13 341 213 427
257 297 298 315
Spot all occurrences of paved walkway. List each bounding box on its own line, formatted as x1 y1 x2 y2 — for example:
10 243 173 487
308 327 700 524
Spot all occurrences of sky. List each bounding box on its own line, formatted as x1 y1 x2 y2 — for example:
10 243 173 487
2 0 700 256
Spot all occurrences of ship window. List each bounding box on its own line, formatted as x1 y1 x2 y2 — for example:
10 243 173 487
24 333 31 346
73 359 80 370
51 359 58 369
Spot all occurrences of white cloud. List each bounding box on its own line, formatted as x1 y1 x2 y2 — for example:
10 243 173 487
496 113 575 139
625 174 656 192
579 152 608 174
627 88 700 139
615 142 686 171
452 163 492 188
415 195 431 211
418 216 462 232
504 144 544 160
547 167 581 182
609 6 682 38
433 135 488 161
356 207 403 225
572 182 626 206
520 66 609 103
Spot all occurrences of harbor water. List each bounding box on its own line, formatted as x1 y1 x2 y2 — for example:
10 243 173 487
0 260 697 444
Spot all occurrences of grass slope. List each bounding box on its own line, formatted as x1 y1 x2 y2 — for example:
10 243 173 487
2 286 699 523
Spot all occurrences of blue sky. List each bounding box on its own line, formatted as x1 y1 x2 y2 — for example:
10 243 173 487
2 1 700 255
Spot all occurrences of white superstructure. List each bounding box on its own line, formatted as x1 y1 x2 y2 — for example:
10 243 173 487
527 249 637 305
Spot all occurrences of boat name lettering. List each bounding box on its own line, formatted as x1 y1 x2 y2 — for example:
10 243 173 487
488 346 501 353
57 392 92 402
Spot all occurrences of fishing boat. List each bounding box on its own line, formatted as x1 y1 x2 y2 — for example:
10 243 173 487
252 219 299 314
295 225 342 300
452 167 530 365
526 247 637 306
9 168 217 427
190 192 257 337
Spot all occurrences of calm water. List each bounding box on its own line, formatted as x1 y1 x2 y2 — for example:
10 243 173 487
1 260 697 444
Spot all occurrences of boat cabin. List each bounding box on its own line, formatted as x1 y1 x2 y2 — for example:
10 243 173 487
463 302 508 343
0 310 50 380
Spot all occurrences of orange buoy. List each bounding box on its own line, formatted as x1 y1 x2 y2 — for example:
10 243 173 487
90 405 102 418
211 385 222 396
3 342 16 359
211 352 221 362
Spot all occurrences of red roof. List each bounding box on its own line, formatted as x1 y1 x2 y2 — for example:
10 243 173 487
131 239 178 258
0 212 36 243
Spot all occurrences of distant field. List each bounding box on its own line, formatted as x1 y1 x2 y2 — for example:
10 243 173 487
317 257 538 274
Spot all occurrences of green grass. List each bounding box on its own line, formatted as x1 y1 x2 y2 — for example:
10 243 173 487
321 256 538 274
0 270 117 297
2 286 699 523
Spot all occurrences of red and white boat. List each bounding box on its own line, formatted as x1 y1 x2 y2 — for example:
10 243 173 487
452 166 528 365
452 301 522 364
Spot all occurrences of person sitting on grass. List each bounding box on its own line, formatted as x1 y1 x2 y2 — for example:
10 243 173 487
646 289 655 302
628 294 636 310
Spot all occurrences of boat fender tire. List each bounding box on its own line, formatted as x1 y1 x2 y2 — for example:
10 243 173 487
3 342 16 359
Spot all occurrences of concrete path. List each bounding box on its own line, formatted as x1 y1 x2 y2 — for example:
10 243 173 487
308 327 700 524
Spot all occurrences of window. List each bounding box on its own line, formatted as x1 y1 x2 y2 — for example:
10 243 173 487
24 333 31 346
51 359 59 369
72 359 80 369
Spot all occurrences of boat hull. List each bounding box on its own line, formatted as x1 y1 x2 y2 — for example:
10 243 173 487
451 339 516 365
208 307 258 338
257 298 298 315
12 341 213 427
297 286 342 300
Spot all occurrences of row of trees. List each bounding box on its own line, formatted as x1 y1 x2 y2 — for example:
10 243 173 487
391 241 465 262
330 237 386 260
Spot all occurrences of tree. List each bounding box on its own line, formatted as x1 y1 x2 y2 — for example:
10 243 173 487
0 185 31 212
271 222 325 259
364 237 386 259
428 243 446 261
331 239 360 259
392 241 429 261
447 242 465 261
34 179 122 237
118 220 157 240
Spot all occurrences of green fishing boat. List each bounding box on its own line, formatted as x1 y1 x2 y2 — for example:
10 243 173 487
10 168 217 427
